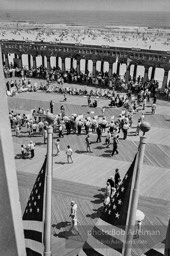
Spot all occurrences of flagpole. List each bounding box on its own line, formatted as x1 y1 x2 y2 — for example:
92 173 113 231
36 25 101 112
44 125 53 256
165 219 170 256
123 122 150 256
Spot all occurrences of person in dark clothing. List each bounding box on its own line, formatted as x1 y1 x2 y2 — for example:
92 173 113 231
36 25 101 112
96 125 102 143
77 120 83 135
153 95 157 104
107 177 115 188
93 100 97 108
114 168 121 189
50 100 54 113
65 121 71 135
88 96 91 106
122 122 129 140
112 135 119 155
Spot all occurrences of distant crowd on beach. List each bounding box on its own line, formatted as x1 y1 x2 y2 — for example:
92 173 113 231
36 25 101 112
0 22 170 51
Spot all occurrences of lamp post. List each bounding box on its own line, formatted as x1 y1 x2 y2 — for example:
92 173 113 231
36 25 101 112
44 125 53 256
123 122 151 256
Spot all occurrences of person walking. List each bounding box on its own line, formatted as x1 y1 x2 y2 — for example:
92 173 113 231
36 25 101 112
103 181 111 209
59 124 64 138
77 119 83 135
55 139 60 156
105 130 111 148
29 141 35 159
66 145 73 163
21 144 26 159
96 125 102 143
85 134 92 152
122 122 129 140
15 123 20 137
68 201 79 235
50 100 54 113
153 94 157 104
91 117 97 133
38 119 44 136
111 135 119 156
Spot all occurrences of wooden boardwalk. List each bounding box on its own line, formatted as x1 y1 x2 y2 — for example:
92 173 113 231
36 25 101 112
18 172 170 256
9 88 170 256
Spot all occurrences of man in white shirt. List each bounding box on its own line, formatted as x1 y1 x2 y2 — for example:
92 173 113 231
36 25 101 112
66 145 73 163
69 201 79 235
28 141 35 159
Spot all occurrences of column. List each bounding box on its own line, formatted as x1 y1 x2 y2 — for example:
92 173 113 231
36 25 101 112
5 53 9 68
85 59 88 74
101 60 104 74
133 64 137 81
162 69 169 91
56 56 59 69
47 56 51 71
92 60 97 77
42 55 45 67
116 62 120 75
61 57 65 72
151 66 156 80
70 57 73 70
32 55 37 69
28 54 31 69
18 54 23 68
143 66 149 83
125 65 131 83
109 62 113 77
77 59 80 75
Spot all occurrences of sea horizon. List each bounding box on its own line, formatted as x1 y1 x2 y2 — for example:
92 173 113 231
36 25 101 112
0 9 170 29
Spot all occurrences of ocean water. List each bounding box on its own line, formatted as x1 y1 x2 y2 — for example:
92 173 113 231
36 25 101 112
0 9 170 28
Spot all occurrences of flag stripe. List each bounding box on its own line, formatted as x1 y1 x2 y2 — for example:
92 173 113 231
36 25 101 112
25 239 43 254
143 241 164 256
23 156 47 255
83 232 122 256
83 241 104 256
144 249 164 256
23 220 42 232
26 247 42 256
95 218 126 242
92 226 123 252
24 230 42 243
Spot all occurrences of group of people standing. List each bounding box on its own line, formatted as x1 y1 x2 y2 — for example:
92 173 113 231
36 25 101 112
104 168 121 209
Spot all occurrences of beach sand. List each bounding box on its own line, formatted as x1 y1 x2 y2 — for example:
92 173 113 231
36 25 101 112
1 22 170 85
0 21 170 51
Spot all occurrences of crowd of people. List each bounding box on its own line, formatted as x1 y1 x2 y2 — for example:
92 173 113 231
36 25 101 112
9 82 157 162
5 62 170 105
8 69 157 240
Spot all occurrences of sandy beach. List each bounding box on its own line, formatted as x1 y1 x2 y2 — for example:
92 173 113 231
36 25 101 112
0 21 170 51
1 21 170 85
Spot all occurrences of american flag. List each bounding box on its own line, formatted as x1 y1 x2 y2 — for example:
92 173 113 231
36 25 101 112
23 156 47 256
79 154 137 256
